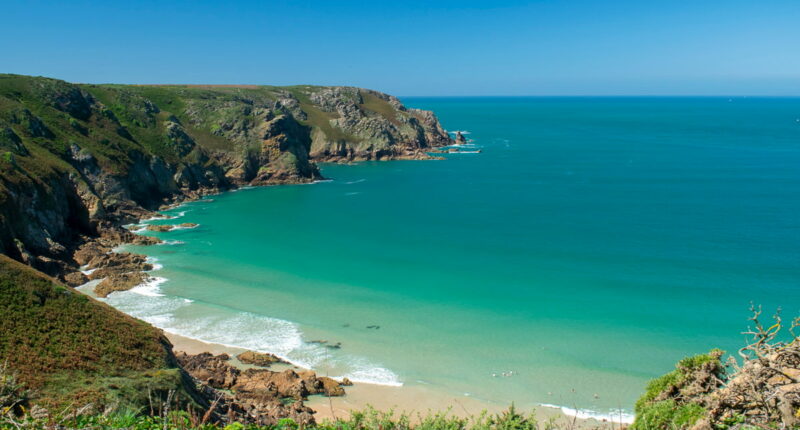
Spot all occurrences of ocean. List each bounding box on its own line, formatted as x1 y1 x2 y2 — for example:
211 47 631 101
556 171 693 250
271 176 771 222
104 97 800 419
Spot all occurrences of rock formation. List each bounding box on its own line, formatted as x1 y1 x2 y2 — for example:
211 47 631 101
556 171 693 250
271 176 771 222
176 352 346 425
455 131 467 145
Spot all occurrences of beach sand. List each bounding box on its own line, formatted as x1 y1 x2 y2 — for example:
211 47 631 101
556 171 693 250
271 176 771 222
165 332 620 428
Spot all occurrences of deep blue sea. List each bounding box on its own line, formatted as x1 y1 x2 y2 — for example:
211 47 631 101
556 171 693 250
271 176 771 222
105 97 800 418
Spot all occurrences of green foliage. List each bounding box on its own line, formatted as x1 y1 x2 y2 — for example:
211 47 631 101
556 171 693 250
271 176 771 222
633 400 706 430
0 405 560 430
634 369 681 413
359 91 403 126
632 350 724 429
677 349 723 370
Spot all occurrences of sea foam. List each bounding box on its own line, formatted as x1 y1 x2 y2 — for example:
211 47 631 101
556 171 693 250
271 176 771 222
102 282 403 387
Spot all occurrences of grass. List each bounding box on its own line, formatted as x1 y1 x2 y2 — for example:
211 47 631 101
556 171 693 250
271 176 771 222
0 255 198 411
359 91 403 127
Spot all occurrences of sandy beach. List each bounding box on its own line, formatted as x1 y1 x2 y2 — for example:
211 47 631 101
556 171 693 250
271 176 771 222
165 332 622 428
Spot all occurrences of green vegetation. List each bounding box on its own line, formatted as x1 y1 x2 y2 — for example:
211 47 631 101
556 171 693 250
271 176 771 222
632 400 706 430
0 405 559 430
631 350 724 430
359 91 402 126
0 255 199 412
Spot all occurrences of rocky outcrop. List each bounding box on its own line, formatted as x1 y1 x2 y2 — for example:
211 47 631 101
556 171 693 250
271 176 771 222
176 352 346 399
306 87 452 161
176 352 346 426
145 222 198 232
94 271 149 298
455 131 467 145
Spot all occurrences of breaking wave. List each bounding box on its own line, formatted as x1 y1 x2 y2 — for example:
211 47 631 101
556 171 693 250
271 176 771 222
101 273 403 387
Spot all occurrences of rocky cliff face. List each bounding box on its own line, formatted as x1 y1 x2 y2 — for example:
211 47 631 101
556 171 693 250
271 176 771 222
0 74 453 277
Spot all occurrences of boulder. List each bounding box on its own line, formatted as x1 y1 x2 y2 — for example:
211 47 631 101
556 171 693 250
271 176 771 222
94 272 148 297
146 224 173 232
237 351 285 367
62 271 89 287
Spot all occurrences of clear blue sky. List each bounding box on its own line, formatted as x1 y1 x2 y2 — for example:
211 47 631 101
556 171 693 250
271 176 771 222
2 0 798 95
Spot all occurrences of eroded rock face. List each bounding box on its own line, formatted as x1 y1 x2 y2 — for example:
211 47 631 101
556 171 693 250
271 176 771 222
307 87 452 161
175 352 346 426
176 352 346 400
178 352 240 389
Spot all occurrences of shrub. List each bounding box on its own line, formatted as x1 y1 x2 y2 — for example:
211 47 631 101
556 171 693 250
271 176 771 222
631 350 724 430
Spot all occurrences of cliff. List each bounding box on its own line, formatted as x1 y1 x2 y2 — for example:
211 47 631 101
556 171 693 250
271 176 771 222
0 74 453 277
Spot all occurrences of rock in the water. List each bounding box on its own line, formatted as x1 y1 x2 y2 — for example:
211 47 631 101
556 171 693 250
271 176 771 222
455 131 467 145
145 222 197 232
146 224 174 232
85 252 152 280
94 272 149 297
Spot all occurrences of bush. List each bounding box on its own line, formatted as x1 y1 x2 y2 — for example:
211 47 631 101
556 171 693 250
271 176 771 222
631 350 724 430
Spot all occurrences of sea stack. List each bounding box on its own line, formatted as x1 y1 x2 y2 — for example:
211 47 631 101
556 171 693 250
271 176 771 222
455 131 467 145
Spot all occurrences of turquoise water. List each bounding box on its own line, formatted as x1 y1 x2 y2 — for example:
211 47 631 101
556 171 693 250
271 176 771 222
108 97 800 418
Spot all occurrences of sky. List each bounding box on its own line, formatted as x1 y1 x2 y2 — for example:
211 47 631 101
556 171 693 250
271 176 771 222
1 0 799 96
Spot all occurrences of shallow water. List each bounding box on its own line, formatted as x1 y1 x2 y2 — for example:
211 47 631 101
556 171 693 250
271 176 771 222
106 97 800 418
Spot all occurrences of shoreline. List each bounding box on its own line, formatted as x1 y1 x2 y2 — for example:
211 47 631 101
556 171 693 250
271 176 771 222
72 186 635 428
164 332 627 428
